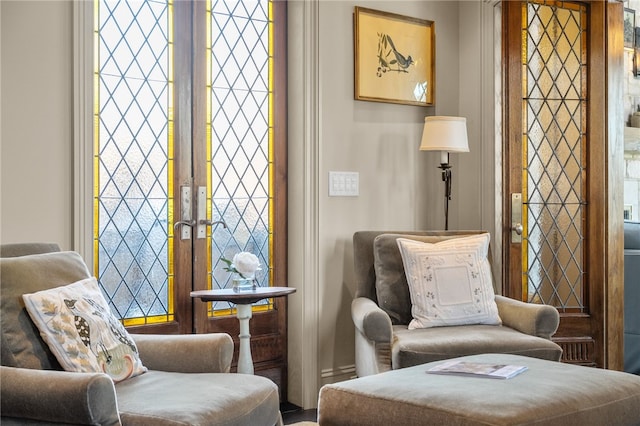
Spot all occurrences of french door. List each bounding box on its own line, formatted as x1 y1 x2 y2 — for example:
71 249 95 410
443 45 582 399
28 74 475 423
94 0 288 393
502 0 615 367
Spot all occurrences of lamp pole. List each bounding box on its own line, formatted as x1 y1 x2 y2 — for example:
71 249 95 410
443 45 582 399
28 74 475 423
439 161 452 231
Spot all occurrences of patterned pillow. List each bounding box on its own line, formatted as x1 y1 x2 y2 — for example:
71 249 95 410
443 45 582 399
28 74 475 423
396 233 501 329
22 277 146 382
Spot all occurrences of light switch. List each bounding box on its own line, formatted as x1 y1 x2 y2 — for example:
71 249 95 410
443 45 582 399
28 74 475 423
329 171 359 197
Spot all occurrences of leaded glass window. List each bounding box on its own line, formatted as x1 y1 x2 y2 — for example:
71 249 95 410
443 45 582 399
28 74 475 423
521 0 587 311
95 0 174 325
207 0 274 312
95 0 277 323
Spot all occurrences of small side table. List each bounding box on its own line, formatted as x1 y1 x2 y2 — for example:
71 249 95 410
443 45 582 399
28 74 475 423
190 286 296 374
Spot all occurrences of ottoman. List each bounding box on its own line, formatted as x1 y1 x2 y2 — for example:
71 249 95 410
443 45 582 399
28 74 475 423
317 353 640 425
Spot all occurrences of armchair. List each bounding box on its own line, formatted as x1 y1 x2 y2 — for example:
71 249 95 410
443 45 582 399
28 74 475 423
0 243 282 425
625 221 640 374
352 231 563 377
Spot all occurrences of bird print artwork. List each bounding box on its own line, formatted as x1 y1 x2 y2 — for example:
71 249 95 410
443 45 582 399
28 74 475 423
376 33 414 77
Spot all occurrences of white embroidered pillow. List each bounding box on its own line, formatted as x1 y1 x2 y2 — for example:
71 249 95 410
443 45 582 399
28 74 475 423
396 233 501 329
22 277 146 382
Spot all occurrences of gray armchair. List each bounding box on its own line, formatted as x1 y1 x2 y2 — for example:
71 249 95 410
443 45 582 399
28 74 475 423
352 231 563 377
0 243 282 425
625 221 640 374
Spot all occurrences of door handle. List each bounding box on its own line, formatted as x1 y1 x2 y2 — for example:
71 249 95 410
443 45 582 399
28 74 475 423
174 220 196 229
512 222 524 235
173 186 193 240
196 186 227 239
511 193 523 243
199 219 228 228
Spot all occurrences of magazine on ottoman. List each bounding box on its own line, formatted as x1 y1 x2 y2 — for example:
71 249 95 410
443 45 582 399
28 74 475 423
426 360 528 379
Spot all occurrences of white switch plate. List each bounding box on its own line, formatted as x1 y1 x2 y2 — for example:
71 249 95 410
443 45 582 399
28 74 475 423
329 171 359 197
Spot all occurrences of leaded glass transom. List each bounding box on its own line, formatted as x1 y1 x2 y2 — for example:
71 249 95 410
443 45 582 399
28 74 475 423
95 0 174 324
522 0 586 310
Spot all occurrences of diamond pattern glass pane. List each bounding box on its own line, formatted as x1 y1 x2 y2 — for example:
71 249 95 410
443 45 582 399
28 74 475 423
523 0 586 310
206 0 272 312
95 0 173 323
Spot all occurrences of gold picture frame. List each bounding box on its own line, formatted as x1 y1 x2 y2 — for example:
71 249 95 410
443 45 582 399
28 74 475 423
354 7 435 106
625 8 636 49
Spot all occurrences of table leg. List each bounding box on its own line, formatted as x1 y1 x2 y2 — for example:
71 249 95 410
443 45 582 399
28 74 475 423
236 303 254 374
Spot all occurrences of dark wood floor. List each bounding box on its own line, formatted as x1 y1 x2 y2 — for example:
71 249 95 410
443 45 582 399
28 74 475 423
281 402 317 424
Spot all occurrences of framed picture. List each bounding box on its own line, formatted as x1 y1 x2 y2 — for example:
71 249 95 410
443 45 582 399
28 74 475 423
354 7 435 106
625 8 635 49
635 28 640 78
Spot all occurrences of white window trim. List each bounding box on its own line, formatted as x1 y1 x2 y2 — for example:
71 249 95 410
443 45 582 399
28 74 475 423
73 0 94 265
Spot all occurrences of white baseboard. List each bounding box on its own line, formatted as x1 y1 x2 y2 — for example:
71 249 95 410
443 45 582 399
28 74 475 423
320 364 356 386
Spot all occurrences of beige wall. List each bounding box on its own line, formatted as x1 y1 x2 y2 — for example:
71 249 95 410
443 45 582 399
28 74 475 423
0 0 496 408
287 0 496 407
1 0 74 248
318 0 466 380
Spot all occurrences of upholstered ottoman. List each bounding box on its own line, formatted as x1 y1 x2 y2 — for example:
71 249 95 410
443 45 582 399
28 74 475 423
318 353 640 425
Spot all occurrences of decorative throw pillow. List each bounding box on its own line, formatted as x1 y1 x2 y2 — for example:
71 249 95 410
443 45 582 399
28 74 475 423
22 277 146 382
396 233 501 329
373 234 463 325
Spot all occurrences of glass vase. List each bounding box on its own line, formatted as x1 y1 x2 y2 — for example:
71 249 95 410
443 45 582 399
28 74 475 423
232 273 256 292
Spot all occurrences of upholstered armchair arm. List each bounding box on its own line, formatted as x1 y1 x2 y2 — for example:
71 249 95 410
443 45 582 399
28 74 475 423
352 297 393 343
132 333 234 373
0 365 120 425
352 297 394 377
495 295 560 340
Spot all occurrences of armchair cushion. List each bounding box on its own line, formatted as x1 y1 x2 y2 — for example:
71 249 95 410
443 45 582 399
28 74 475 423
372 234 413 325
115 370 281 426
1 251 91 370
391 324 562 369
120 334 283 425
22 277 146 382
396 234 501 329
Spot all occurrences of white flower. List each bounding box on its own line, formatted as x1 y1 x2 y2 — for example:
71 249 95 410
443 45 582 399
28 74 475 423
233 252 260 276
221 252 260 278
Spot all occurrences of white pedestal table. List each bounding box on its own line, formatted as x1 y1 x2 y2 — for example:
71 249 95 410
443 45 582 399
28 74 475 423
190 286 296 374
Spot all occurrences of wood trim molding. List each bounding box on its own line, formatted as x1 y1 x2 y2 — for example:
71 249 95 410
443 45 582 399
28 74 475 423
605 0 625 370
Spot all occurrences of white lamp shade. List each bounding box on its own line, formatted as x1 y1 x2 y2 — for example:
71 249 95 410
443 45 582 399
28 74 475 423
419 116 470 153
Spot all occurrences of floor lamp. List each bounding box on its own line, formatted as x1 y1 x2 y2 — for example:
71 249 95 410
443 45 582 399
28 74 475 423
419 116 469 230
